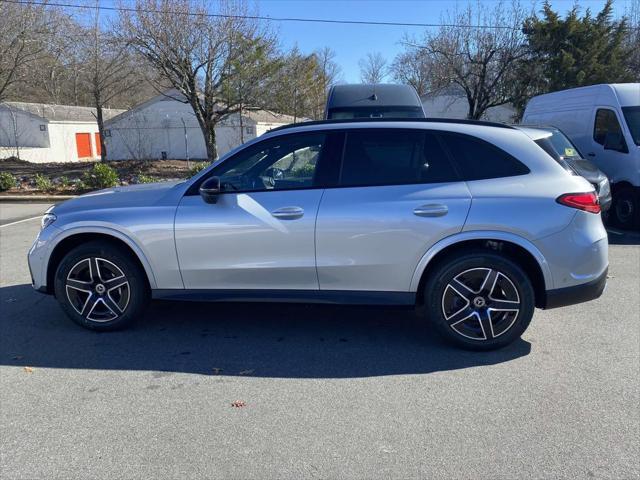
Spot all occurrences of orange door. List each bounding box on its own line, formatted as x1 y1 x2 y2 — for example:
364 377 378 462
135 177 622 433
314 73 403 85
75 133 92 158
94 133 102 157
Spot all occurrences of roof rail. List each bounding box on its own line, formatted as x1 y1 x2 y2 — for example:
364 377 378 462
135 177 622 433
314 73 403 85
268 117 514 133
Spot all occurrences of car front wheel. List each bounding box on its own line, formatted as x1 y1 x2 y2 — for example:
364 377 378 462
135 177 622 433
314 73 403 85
54 240 149 331
424 251 535 350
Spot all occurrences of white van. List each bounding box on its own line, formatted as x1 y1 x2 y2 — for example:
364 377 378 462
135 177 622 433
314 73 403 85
523 83 640 229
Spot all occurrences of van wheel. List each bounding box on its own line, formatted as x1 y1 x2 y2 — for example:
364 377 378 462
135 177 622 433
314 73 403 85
612 185 639 230
54 241 149 331
423 251 534 350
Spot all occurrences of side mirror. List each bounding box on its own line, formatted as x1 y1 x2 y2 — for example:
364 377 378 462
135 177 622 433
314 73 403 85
199 176 221 204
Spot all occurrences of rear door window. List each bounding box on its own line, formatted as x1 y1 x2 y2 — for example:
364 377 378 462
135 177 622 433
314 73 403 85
439 133 530 180
339 129 459 187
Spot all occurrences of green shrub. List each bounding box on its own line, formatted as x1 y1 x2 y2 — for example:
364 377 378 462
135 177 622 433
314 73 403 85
57 176 70 189
0 172 16 191
137 173 157 184
187 161 210 178
83 163 119 190
34 173 53 192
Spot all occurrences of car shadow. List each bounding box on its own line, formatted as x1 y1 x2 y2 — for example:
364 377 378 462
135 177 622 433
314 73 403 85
607 229 640 246
0 283 531 378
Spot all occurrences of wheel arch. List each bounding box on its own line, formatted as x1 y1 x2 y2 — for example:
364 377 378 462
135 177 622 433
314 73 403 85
412 231 552 308
46 228 157 294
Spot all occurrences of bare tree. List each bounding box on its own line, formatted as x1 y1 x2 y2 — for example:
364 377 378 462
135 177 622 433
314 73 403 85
414 1 528 120
625 0 640 80
0 1 51 102
390 41 432 96
120 0 277 160
359 52 387 84
84 5 143 161
309 47 341 119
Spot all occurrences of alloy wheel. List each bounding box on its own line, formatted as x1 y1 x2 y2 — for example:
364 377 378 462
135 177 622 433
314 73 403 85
65 257 130 322
441 267 521 341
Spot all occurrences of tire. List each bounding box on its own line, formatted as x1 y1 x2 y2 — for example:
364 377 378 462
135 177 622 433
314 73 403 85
54 240 149 331
611 185 639 231
423 250 535 351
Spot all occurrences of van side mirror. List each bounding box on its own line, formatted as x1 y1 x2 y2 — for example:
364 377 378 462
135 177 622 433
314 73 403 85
603 132 628 153
199 176 221 204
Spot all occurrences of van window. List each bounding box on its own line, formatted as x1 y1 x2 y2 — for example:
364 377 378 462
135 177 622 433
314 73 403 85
339 130 458 187
593 109 628 152
328 106 425 120
439 133 530 180
622 106 640 146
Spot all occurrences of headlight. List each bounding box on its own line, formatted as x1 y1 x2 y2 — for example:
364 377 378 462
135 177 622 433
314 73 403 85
41 213 57 230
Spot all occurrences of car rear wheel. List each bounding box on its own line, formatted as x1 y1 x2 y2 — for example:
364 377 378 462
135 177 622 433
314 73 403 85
424 251 535 350
54 240 149 331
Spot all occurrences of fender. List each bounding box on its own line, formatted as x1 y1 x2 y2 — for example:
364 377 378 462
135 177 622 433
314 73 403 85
409 230 554 292
45 225 159 289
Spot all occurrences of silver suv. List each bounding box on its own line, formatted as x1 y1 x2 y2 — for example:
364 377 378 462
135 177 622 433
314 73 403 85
28 119 609 350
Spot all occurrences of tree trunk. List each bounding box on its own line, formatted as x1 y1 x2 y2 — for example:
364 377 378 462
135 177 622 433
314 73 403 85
203 121 217 161
94 100 107 162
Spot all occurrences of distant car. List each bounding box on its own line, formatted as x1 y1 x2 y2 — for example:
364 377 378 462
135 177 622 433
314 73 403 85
515 125 612 212
522 83 639 229
29 118 608 350
325 84 425 120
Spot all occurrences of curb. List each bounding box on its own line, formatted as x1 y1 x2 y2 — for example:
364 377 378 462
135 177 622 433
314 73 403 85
0 195 77 203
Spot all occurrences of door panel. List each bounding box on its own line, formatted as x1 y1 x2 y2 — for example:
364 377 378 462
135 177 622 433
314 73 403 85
75 133 92 158
316 182 472 292
175 189 323 290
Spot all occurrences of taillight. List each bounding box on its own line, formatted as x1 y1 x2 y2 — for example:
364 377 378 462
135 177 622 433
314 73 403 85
556 192 601 214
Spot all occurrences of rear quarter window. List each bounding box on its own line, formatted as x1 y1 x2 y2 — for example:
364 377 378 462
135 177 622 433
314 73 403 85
439 132 530 180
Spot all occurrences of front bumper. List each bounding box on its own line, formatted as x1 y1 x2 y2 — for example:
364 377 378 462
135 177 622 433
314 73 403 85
541 266 608 309
28 224 62 293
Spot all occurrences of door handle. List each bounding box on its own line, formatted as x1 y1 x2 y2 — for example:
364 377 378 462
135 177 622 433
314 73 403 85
413 204 448 217
587 152 596 157
271 206 304 220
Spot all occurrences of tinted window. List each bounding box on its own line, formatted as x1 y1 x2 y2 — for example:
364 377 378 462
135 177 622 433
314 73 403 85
329 107 425 120
440 133 529 180
214 133 325 192
593 109 628 152
622 106 640 146
340 130 458 187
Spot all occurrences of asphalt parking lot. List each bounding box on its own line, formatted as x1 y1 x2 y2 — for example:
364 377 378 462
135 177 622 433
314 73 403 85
1 202 639 479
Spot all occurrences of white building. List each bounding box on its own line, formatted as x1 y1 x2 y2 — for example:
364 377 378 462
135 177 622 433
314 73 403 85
0 102 124 163
421 92 517 123
104 91 297 161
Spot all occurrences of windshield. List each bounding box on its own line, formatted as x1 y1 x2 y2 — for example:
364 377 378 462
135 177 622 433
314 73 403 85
622 106 640 146
328 106 424 120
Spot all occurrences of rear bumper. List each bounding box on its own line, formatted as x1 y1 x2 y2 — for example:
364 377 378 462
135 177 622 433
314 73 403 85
541 266 608 309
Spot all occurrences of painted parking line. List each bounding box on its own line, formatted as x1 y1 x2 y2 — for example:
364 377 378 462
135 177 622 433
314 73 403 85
0 216 41 228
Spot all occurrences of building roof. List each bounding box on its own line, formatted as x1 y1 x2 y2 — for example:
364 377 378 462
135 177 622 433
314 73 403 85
105 89 298 127
243 108 297 124
1 102 125 123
